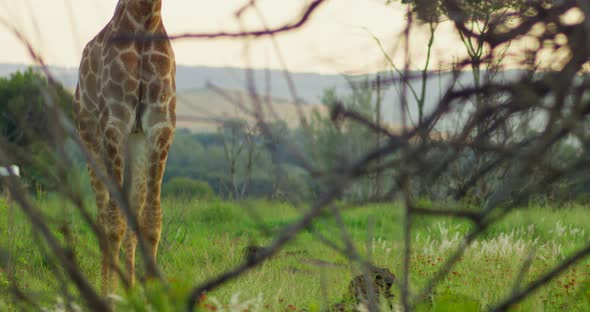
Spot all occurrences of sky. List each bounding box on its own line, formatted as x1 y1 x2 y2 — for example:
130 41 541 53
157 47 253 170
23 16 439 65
0 0 493 74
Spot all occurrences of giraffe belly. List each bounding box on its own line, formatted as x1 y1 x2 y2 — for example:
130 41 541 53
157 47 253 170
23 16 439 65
126 132 148 215
128 132 148 173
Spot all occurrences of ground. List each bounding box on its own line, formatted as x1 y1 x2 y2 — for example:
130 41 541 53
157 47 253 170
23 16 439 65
0 196 589 311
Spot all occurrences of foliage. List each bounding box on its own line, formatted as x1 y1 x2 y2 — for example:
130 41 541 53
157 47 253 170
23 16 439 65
7 0 590 310
391 0 551 23
163 92 587 205
304 86 388 200
165 126 314 203
161 177 215 200
0 68 74 189
0 68 73 147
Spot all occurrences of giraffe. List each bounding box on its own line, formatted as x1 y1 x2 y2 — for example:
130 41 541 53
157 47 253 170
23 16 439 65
73 0 175 295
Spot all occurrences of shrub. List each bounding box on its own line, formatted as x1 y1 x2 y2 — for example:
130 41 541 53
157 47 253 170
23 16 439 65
162 177 214 200
0 69 74 189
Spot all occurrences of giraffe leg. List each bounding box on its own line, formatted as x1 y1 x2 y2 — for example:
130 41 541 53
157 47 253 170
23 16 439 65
141 126 174 278
123 230 137 288
102 125 130 294
88 168 110 296
123 133 148 288
104 197 126 294
77 111 112 295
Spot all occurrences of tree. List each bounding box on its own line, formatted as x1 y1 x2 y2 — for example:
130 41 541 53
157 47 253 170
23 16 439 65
388 0 552 201
0 69 72 145
393 0 550 125
218 118 262 199
306 86 386 200
7 1 590 311
0 68 74 188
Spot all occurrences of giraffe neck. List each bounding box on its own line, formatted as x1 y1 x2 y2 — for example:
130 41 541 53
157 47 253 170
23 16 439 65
114 0 163 32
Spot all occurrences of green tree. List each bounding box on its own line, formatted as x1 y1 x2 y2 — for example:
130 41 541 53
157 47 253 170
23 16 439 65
306 86 384 200
0 69 73 145
388 0 553 201
162 177 215 200
0 68 74 187
393 0 550 111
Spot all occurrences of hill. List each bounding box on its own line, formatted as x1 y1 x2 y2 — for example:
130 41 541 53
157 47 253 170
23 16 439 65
176 88 326 132
0 63 525 128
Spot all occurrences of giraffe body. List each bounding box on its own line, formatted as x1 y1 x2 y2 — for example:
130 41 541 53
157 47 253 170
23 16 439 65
74 0 175 294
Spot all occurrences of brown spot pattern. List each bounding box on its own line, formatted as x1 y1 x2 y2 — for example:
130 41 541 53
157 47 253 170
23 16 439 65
74 0 174 295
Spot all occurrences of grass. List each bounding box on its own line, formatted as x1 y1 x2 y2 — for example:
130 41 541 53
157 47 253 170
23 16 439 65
0 196 590 311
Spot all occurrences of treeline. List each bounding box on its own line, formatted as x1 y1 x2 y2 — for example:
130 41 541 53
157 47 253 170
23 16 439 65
162 88 590 205
3 69 590 205
163 86 390 203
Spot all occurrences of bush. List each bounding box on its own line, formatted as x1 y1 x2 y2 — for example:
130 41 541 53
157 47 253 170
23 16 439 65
0 69 74 189
162 177 215 200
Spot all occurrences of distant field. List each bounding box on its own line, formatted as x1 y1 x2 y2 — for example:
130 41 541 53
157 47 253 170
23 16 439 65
1 198 589 311
176 89 326 132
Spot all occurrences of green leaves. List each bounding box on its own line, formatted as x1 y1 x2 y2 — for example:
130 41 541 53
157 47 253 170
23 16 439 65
162 177 215 200
0 68 74 189
389 0 552 24
0 68 73 146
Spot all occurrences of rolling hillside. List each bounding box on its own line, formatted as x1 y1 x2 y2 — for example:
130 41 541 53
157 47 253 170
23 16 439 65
0 64 327 132
0 63 525 130
176 89 326 132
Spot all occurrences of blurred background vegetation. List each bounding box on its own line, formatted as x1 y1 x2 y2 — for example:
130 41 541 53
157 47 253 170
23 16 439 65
2 68 590 207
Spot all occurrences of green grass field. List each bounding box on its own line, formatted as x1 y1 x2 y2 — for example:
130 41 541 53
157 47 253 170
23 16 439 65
1 197 590 311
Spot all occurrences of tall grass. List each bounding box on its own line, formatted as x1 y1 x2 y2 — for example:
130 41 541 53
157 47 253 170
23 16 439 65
0 197 589 311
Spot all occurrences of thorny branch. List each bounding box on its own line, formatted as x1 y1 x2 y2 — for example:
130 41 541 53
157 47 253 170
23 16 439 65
169 0 326 40
4 0 590 311
116 0 328 43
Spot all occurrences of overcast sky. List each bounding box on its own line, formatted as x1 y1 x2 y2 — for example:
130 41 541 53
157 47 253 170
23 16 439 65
0 0 476 74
